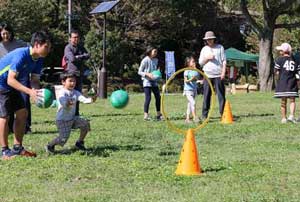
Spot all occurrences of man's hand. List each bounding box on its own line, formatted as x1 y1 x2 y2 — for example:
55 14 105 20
29 89 42 103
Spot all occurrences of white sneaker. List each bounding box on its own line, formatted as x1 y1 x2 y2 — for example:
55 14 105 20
287 116 297 124
281 118 287 124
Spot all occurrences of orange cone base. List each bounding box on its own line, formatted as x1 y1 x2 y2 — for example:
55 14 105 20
175 129 202 176
221 100 234 124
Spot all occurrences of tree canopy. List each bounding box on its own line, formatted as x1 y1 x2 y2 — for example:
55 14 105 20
1 0 300 90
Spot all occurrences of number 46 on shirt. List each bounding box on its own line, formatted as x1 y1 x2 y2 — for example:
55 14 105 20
283 60 295 71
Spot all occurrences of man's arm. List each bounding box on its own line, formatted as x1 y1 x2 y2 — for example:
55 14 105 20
7 71 38 101
79 46 90 60
64 45 76 63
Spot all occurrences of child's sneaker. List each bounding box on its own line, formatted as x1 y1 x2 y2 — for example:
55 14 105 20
193 117 200 123
1 149 16 160
75 141 86 151
185 119 192 124
12 146 37 157
281 118 287 124
45 144 55 154
144 115 151 121
156 115 164 121
287 116 297 124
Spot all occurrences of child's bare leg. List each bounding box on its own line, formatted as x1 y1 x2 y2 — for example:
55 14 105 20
186 101 191 121
289 97 295 117
281 98 287 119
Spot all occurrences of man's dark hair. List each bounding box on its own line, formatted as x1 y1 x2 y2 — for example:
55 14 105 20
0 22 14 42
60 72 77 81
30 31 51 47
69 29 80 37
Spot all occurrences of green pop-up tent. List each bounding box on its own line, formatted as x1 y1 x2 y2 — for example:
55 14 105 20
225 48 259 82
225 48 259 62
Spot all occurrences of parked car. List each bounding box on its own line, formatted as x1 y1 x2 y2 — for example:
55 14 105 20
40 67 64 84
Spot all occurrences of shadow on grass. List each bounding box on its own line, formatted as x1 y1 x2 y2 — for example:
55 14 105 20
89 113 141 118
202 166 227 173
32 120 54 124
158 151 178 156
28 130 57 135
166 116 222 123
234 113 274 122
54 144 143 157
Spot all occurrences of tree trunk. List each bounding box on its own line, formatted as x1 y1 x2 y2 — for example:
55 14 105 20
258 31 274 91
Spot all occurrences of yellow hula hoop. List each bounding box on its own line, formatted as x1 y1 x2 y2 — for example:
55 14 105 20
161 68 215 135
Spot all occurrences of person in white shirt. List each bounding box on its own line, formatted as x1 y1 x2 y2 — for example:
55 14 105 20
45 72 96 154
199 31 227 119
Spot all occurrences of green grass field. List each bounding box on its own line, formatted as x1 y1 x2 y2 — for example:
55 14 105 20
1 92 300 202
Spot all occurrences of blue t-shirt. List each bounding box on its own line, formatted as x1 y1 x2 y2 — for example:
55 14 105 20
184 70 199 91
0 47 43 90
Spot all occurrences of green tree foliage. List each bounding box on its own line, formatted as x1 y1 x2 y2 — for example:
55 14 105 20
222 0 300 91
0 0 68 66
0 0 247 84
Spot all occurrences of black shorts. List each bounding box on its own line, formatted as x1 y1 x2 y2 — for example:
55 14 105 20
0 89 25 118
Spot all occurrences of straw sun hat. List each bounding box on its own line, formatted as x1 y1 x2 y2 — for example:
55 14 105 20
203 31 216 40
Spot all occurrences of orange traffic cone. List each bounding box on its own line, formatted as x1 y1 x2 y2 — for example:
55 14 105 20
221 100 234 124
175 129 202 176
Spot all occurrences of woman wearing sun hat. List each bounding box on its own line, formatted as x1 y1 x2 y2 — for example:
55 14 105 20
198 31 227 120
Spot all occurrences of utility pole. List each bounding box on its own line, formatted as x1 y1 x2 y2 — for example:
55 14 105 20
90 1 120 99
68 0 72 34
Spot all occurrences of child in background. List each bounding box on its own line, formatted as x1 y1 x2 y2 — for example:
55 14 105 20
183 56 201 123
45 72 96 153
274 43 299 123
138 47 163 121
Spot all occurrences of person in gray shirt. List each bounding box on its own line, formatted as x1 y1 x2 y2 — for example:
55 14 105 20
64 29 90 116
138 47 163 121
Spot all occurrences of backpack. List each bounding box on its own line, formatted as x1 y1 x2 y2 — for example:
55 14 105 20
61 56 67 70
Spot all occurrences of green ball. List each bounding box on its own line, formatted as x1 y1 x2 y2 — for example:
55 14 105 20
110 90 129 109
152 70 162 81
36 88 53 108
187 70 198 80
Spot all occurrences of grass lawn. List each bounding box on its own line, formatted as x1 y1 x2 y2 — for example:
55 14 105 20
1 92 300 202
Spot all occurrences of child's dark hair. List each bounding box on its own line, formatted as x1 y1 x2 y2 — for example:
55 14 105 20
60 72 77 81
30 31 51 46
184 56 195 67
0 22 14 42
145 46 157 56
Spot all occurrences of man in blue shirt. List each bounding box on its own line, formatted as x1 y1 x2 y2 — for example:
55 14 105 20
0 31 51 160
